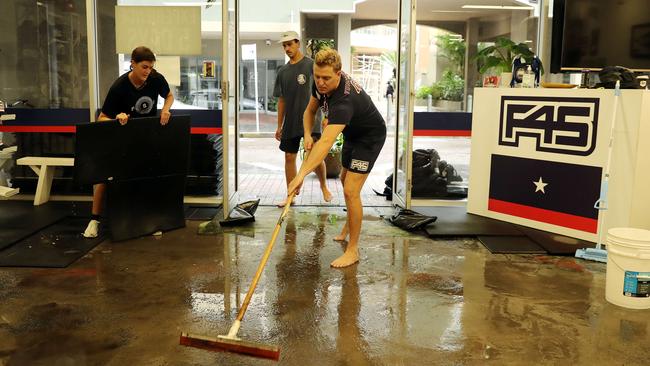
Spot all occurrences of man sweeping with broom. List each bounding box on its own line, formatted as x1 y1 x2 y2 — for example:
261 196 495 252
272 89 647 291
179 48 385 360
289 48 387 268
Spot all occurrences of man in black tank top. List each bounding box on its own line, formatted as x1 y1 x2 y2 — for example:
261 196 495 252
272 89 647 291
288 48 387 268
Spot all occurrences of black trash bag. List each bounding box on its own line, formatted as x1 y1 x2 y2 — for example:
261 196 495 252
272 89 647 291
413 149 440 168
219 199 261 226
374 174 393 200
381 148 467 199
597 66 642 89
238 199 260 216
438 160 463 183
388 208 437 231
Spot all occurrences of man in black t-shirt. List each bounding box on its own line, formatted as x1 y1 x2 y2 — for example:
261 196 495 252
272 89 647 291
273 31 332 207
83 46 174 238
288 48 387 268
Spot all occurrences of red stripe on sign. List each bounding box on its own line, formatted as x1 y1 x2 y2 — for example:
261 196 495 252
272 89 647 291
413 129 471 137
488 198 598 233
0 126 76 133
191 127 222 134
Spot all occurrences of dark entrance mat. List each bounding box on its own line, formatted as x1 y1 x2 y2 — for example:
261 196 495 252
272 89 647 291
0 216 105 268
478 236 548 254
515 225 596 255
184 206 220 220
418 206 524 237
0 201 90 251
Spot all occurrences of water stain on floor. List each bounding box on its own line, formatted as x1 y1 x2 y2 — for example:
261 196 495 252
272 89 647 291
0 206 648 365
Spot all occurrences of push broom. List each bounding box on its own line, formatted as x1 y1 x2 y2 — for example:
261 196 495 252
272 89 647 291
180 192 296 361
575 80 621 263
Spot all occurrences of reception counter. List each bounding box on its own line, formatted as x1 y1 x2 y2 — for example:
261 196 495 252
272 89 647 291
467 88 650 242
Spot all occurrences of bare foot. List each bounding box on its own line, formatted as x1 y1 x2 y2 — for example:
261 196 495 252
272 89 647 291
330 249 359 268
333 225 348 241
322 189 333 203
333 233 347 242
276 198 295 208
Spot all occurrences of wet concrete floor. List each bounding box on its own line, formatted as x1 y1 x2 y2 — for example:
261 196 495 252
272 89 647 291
0 206 648 365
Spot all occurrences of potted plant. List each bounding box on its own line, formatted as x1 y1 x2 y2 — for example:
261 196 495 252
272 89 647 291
415 84 442 108
434 70 464 111
324 133 344 178
300 133 344 178
436 34 466 76
474 37 539 87
415 34 466 111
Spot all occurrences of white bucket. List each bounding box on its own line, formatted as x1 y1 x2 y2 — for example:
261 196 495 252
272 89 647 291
605 228 650 309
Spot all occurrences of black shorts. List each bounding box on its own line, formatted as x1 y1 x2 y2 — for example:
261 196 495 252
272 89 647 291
279 133 321 153
341 136 386 174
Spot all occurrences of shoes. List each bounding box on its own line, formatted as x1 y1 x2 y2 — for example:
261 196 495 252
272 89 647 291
83 219 100 238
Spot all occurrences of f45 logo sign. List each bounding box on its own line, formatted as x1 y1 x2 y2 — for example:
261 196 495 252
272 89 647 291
499 96 599 156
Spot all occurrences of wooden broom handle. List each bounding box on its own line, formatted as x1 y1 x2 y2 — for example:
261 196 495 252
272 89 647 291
236 192 296 322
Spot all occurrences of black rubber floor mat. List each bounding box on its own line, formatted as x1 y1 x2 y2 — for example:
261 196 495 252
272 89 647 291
418 206 523 237
0 216 105 268
107 176 186 242
74 116 191 184
515 225 595 255
478 236 547 254
184 206 220 220
0 201 89 251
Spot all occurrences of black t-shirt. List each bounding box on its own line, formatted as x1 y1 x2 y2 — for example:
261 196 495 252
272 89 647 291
312 72 386 142
101 71 171 119
273 57 320 139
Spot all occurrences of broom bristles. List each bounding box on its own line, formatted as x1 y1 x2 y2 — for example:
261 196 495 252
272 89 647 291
180 332 280 361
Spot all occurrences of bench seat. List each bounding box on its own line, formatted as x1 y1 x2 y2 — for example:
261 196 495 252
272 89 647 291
16 156 75 205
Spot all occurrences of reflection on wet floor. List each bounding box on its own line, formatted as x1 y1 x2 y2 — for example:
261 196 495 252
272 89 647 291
0 206 648 365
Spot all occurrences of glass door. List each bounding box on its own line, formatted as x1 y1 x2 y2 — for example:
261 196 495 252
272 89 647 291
394 0 416 208
222 0 239 216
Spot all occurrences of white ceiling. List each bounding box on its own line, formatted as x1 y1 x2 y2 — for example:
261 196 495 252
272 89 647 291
353 0 532 22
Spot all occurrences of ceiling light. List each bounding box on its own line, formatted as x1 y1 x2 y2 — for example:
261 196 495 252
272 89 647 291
462 5 534 10
162 2 221 5
431 10 478 13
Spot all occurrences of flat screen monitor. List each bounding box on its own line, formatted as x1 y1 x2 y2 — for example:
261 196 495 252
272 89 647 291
551 0 650 72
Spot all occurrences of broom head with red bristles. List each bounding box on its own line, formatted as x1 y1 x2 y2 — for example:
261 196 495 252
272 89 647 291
180 332 280 361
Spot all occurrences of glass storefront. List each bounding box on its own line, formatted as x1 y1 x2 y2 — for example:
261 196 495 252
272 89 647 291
0 0 548 205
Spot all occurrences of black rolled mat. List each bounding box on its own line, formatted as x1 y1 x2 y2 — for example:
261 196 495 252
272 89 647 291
0 217 105 268
184 206 220 220
478 236 547 254
418 206 523 237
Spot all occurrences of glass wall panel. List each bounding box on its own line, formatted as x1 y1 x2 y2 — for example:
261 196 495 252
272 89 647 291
0 0 89 108
96 1 223 195
96 1 221 111
411 3 540 201
0 0 89 194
